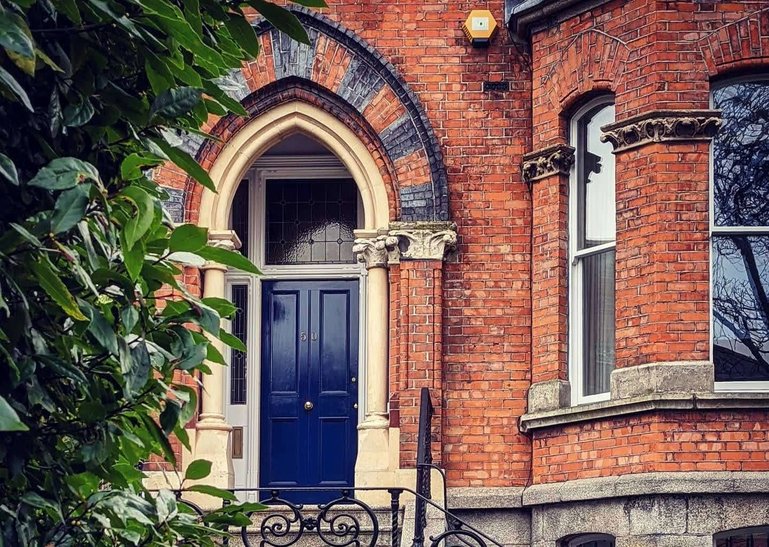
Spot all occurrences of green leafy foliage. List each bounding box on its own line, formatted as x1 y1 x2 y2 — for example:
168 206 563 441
0 0 323 544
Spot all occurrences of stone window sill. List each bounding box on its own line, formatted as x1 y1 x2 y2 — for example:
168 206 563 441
519 392 769 433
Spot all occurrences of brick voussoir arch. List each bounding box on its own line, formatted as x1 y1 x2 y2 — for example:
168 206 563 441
698 8 769 77
175 6 449 223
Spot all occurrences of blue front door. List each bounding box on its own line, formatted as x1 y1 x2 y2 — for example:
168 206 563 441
260 280 359 503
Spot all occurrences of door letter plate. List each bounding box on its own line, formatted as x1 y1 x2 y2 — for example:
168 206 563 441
232 426 244 459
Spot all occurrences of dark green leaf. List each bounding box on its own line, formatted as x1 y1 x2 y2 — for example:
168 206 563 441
28 158 99 190
50 184 90 234
0 65 32 111
151 87 203 118
188 484 236 501
0 153 19 185
0 12 35 62
123 239 145 281
225 14 260 58
195 245 261 275
169 224 208 252
202 297 237 318
0 395 28 431
63 100 95 127
184 459 211 481
249 0 309 44
121 185 155 249
154 139 216 192
159 400 181 435
84 304 119 356
218 329 246 352
30 256 87 321
120 153 164 180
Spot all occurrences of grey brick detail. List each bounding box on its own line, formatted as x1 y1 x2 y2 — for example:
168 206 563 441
337 58 385 112
179 131 205 158
216 69 250 102
379 114 422 161
271 27 318 80
161 187 185 224
400 182 435 221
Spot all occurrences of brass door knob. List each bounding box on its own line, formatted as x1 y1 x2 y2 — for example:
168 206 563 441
304 401 314 411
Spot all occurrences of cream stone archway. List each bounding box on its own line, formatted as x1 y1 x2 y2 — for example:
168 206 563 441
193 101 396 493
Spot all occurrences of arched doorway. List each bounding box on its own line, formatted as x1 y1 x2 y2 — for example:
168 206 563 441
225 133 365 501
194 101 393 496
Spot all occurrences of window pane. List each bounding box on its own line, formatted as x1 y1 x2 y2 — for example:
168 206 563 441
567 536 615 547
230 285 248 405
578 103 616 249
231 179 250 259
582 248 616 396
716 527 769 547
713 235 769 381
712 80 769 227
265 179 358 265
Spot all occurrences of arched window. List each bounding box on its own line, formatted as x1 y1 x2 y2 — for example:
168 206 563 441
711 77 769 389
569 97 617 404
714 525 769 546
563 533 616 547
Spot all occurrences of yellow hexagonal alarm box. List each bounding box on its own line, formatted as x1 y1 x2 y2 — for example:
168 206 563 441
462 9 498 47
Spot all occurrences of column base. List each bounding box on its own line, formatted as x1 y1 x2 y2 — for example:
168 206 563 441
358 414 390 430
187 421 233 510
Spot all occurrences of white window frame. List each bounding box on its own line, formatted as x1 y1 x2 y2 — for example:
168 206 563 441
223 154 368 493
568 96 617 406
710 76 769 393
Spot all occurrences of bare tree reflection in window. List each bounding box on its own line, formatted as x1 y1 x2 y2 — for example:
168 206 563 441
712 80 769 381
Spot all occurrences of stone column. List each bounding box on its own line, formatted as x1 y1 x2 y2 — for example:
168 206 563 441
353 233 399 430
193 229 241 491
352 233 399 494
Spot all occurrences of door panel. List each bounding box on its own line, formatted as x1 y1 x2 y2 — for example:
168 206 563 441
260 280 359 503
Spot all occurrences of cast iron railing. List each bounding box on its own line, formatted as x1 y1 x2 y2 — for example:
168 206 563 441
170 388 502 547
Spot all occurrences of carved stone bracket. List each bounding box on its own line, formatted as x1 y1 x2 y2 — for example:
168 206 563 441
207 229 242 252
353 234 399 269
388 221 457 261
600 109 723 153
521 144 575 183
202 230 242 272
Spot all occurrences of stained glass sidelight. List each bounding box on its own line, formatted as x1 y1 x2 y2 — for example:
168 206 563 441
712 79 769 382
230 285 248 405
265 179 358 265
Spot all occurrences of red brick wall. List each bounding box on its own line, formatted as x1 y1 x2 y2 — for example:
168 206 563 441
529 0 769 485
532 410 769 484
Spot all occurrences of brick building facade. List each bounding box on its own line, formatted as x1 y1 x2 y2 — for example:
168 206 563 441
151 0 769 545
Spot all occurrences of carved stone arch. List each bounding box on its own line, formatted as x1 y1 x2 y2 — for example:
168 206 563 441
163 6 449 223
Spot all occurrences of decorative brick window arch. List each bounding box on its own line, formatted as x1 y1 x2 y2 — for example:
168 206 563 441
160 6 449 224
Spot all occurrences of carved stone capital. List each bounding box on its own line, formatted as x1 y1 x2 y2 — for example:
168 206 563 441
353 235 399 269
201 230 242 271
601 109 723 153
388 221 457 261
207 229 242 252
522 144 575 183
